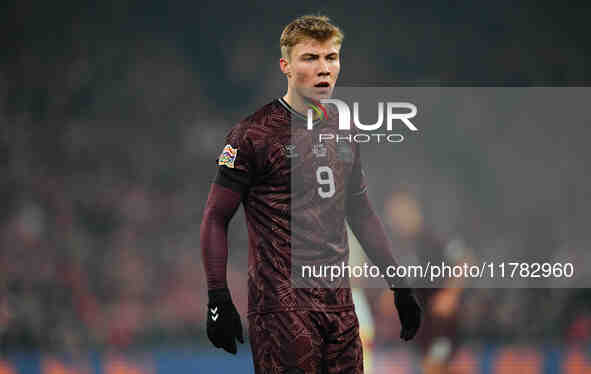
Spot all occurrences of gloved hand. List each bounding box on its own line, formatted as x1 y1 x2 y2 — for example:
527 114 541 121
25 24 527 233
206 288 244 354
393 288 422 341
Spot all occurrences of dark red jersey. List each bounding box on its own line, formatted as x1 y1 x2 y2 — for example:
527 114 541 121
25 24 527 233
214 98 367 316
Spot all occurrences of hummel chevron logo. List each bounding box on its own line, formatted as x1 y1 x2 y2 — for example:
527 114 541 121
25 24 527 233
210 307 219 321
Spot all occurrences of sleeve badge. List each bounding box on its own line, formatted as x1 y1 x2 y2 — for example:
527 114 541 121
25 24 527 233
218 144 238 168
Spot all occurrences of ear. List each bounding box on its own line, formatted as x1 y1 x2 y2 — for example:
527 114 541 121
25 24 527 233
279 57 291 78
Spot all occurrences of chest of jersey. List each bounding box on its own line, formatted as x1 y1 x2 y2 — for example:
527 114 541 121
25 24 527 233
262 124 356 202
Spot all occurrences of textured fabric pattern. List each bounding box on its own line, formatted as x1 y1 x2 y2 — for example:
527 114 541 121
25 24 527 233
214 99 367 316
248 310 363 374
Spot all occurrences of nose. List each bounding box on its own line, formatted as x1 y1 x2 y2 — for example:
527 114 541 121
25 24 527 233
318 59 330 76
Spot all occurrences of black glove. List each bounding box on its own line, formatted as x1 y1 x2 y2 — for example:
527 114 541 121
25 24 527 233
206 288 244 354
393 288 422 341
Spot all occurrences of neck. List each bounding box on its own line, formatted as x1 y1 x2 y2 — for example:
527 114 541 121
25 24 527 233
282 91 310 117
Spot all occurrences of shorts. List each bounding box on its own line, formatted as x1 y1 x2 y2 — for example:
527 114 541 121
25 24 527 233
248 309 363 374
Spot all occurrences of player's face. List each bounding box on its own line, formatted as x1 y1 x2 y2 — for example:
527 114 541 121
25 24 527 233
285 37 341 102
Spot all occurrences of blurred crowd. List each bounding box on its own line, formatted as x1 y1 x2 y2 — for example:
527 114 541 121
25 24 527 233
1 166 589 354
2 0 591 355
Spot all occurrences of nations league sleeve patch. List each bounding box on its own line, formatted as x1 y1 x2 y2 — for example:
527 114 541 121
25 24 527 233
218 144 238 168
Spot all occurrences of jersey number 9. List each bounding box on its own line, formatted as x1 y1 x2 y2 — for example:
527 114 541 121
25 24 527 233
316 166 335 198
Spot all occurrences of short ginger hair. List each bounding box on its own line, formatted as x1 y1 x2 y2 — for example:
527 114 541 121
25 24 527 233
280 15 344 60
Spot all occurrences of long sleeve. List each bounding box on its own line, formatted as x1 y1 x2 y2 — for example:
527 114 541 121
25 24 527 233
346 190 407 289
344 139 407 289
200 182 242 290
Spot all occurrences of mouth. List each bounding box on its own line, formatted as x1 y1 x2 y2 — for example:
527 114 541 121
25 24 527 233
314 82 330 88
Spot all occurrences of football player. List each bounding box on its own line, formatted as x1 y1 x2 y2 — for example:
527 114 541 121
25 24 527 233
201 15 421 373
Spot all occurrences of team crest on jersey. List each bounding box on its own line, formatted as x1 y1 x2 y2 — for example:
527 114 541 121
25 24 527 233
312 143 327 158
218 144 238 168
337 143 353 162
283 144 299 158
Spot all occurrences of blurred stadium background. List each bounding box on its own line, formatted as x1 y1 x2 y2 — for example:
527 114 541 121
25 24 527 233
1 1 591 373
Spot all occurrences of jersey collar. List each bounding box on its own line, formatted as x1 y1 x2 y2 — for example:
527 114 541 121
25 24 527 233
278 97 323 127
